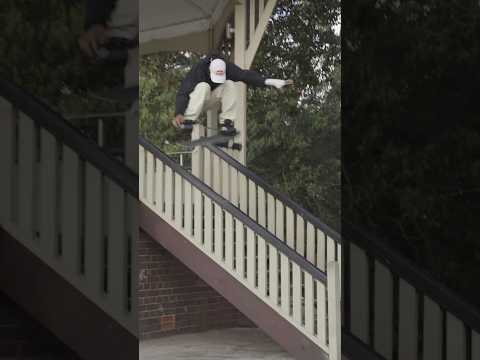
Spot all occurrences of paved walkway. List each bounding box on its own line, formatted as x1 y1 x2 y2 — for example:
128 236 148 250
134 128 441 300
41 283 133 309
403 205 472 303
140 328 294 360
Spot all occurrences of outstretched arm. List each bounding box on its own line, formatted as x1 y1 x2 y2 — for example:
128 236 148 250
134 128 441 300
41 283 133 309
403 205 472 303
226 62 293 89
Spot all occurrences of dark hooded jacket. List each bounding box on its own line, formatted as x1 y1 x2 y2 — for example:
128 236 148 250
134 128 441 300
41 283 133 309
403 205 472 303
85 0 117 29
175 54 267 116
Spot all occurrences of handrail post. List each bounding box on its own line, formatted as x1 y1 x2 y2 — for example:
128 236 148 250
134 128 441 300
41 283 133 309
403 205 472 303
191 123 204 180
328 260 341 360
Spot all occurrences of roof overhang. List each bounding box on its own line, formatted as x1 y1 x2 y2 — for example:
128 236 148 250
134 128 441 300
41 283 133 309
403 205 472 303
140 0 234 55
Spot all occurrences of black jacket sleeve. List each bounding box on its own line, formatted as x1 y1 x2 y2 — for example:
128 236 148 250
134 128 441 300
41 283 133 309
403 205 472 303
85 0 117 29
226 62 267 87
175 64 200 116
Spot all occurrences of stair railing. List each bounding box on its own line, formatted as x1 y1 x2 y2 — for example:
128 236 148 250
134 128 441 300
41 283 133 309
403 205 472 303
0 79 138 335
139 137 342 359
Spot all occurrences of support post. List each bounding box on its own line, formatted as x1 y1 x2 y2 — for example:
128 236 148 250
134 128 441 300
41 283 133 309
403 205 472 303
191 124 204 180
327 260 341 360
234 0 248 165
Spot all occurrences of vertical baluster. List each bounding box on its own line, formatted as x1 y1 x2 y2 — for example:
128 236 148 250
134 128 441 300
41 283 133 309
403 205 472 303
267 193 275 234
84 163 103 298
398 280 418 360
230 166 239 207
257 235 267 297
292 262 302 325
257 187 266 227
296 214 305 257
61 146 80 274
246 228 256 288
317 281 327 347
327 261 341 360
184 181 192 237
138 146 145 200
423 296 443 360
214 203 223 261
0 99 13 223
304 272 315 336
327 236 336 263
193 188 203 245
221 161 230 200
126 193 138 324
317 229 326 271
39 130 56 258
239 173 248 214
18 113 35 238
145 151 154 204
374 261 394 360
446 313 466 360
164 166 173 220
280 254 290 316
235 220 245 280
285 207 295 250
107 179 126 317
350 242 370 343
306 222 315 264
269 244 279 308
248 179 257 221
472 330 480 360
204 197 213 254
203 147 212 187
224 212 234 271
212 153 221 194
174 173 183 228
155 159 164 213
275 200 284 241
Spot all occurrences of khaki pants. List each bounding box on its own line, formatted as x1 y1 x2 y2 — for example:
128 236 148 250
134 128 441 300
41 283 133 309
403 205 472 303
184 81 239 123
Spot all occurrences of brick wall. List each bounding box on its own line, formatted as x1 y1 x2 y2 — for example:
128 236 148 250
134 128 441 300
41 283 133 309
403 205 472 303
138 230 254 339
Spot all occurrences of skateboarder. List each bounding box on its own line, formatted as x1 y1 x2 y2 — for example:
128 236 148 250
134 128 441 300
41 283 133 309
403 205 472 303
173 53 293 135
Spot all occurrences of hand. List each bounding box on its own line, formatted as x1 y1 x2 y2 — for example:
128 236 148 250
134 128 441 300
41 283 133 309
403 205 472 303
174 114 185 128
78 25 107 59
265 79 294 89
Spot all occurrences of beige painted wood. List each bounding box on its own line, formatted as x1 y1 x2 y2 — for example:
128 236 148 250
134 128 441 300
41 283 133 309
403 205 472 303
398 280 418 360
193 187 203 245
374 260 393 359
280 255 290 316
446 313 466 360
267 193 275 234
84 163 103 296
107 179 126 316
292 262 302 325
174 173 183 228
275 200 284 241
246 228 256 288
154 159 164 213
257 235 267 297
126 193 138 326
214 203 223 261
285 207 295 250
296 214 305 257
61 146 81 275
268 244 279 307
472 330 480 360
39 130 57 258
235 220 245 280
304 272 315 335
423 296 443 360
317 229 326 271
249 0 256 45
203 147 212 187
349 242 369 342
221 161 230 199
248 179 257 221
257 187 266 227
138 146 145 199
327 261 341 360
224 212 234 271
191 124 204 179
239 172 248 214
245 0 278 69
327 236 336 262
18 113 35 238
212 153 221 194
0 99 14 223
184 181 193 237
164 166 173 220
306 222 315 264
229 166 239 206
204 197 213 254
145 151 154 204
316 281 327 347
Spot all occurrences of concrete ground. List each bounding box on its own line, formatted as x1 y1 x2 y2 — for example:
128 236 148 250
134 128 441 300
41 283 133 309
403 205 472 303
139 328 294 360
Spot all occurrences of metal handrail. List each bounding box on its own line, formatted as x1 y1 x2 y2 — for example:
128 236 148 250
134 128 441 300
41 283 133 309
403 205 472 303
140 136 329 284
0 78 137 196
204 143 341 243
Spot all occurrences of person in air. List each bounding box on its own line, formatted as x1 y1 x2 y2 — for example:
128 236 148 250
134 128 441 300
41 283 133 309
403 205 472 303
173 52 293 135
